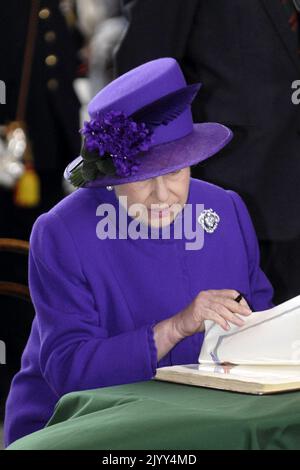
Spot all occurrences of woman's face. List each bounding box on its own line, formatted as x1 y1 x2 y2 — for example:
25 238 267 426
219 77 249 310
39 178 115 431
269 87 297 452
114 166 191 228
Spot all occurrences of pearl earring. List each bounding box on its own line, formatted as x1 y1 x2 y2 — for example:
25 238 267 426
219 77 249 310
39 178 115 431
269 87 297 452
106 186 114 191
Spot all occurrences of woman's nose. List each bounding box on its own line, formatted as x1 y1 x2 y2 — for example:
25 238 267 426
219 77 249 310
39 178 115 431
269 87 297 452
153 176 169 202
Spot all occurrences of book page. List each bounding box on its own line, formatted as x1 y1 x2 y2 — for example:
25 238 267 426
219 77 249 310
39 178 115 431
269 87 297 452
183 364 300 383
198 295 300 365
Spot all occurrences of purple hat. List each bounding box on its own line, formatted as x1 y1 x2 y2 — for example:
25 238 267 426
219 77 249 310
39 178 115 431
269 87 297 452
64 58 233 188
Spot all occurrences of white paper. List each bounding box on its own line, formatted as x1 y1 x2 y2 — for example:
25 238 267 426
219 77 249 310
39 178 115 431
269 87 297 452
198 295 300 365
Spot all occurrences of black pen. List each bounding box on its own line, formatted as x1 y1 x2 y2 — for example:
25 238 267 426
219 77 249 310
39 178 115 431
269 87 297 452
234 292 243 303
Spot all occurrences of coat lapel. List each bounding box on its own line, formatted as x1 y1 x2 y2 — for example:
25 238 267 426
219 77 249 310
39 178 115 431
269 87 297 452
260 0 300 72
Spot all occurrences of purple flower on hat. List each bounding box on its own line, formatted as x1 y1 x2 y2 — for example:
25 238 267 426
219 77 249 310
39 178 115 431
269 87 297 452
67 83 203 187
80 111 153 177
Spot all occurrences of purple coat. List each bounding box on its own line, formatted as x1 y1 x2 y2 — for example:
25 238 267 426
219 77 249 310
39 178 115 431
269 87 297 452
4 178 274 446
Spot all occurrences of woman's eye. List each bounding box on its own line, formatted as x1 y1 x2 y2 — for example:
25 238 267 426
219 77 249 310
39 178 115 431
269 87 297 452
170 170 181 176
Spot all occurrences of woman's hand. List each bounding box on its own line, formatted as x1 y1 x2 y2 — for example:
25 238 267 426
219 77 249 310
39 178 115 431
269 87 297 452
171 289 252 340
153 289 252 362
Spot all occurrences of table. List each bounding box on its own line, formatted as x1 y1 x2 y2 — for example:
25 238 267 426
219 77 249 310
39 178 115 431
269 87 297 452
7 380 300 450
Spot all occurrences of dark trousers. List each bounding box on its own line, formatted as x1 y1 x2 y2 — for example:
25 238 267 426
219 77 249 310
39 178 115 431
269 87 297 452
260 238 300 305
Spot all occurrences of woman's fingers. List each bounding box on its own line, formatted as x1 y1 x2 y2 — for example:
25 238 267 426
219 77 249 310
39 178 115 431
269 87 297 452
212 296 252 316
192 289 253 334
239 296 252 311
208 289 241 298
210 303 246 327
205 309 230 331
207 289 252 311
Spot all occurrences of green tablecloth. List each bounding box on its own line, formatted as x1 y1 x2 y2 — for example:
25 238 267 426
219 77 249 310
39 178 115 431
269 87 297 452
7 380 300 450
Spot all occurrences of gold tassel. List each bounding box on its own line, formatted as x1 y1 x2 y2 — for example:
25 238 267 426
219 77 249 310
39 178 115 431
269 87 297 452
13 136 41 208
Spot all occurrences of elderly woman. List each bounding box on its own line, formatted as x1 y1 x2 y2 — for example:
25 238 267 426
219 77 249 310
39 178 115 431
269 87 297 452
4 58 273 447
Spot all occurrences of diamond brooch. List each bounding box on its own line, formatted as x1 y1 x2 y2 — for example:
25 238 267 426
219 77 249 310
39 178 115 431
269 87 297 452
198 209 220 234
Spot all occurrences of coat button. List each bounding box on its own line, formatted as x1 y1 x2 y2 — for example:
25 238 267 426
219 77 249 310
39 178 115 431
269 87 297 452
39 8 51 20
45 55 58 67
44 31 56 43
47 79 59 91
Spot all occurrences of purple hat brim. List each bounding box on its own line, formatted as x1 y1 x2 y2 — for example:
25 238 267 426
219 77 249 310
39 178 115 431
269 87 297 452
64 123 233 188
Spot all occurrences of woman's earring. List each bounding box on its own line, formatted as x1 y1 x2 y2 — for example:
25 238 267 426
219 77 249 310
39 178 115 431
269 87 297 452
106 185 114 191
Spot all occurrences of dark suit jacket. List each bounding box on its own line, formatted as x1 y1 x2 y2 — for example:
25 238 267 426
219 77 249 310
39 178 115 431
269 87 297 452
0 0 82 173
115 0 300 240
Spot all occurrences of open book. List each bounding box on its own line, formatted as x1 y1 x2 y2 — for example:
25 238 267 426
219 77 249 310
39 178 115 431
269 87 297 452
155 295 300 394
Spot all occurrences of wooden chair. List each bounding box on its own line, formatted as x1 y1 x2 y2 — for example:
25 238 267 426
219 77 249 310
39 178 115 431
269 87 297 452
0 238 33 421
0 238 31 302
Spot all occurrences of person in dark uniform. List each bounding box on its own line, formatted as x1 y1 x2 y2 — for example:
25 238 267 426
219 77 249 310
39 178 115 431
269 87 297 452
114 0 300 305
0 0 82 240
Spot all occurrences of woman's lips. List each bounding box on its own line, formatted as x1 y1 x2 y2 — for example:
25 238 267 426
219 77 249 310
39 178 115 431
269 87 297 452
148 207 172 219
